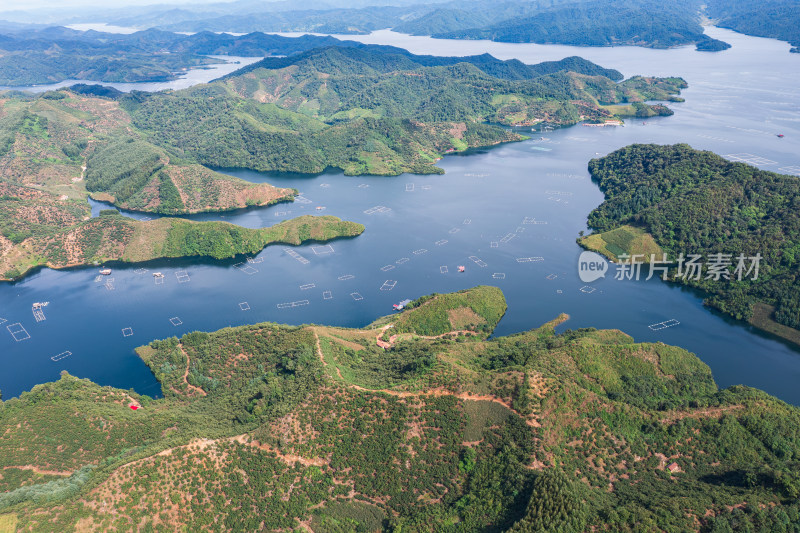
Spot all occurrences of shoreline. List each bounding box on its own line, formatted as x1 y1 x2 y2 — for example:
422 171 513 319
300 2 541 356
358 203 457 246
0 215 364 283
579 231 800 349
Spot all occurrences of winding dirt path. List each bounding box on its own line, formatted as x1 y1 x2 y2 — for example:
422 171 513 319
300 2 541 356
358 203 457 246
180 347 207 397
374 323 478 349
231 435 327 467
100 432 327 481
2 465 73 477
311 329 539 427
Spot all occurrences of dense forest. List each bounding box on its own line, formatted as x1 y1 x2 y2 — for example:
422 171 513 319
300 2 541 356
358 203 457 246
585 144 800 336
124 45 685 175
426 0 730 51
1 287 799 531
707 0 800 52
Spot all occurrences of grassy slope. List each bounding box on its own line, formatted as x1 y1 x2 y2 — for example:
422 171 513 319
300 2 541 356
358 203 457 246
579 224 664 262
0 92 294 215
369 285 507 336
0 288 799 531
750 303 800 346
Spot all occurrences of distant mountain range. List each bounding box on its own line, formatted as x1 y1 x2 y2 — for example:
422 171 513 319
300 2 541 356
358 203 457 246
3 0 799 55
0 21 627 87
0 28 354 85
108 0 732 52
706 0 800 52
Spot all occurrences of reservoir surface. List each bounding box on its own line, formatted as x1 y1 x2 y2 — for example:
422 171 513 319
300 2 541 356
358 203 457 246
1 27 799 403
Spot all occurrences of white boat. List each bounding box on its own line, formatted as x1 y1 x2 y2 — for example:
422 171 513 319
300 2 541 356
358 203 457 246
393 299 412 311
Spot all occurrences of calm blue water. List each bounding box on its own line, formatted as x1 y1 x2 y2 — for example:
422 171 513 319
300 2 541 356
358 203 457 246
1 27 799 403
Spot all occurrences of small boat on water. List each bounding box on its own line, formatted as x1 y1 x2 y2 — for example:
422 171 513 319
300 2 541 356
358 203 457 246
152 272 164 278
99 268 112 275
393 299 412 311
458 266 466 273
778 134 785 138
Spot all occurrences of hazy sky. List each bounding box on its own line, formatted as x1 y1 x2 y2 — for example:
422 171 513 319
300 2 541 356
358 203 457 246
1 0 228 11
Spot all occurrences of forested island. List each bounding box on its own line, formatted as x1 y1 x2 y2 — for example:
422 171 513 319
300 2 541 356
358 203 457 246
581 144 800 346
0 286 799 531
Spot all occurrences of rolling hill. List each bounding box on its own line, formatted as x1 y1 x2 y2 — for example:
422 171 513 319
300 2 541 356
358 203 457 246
0 287 798 531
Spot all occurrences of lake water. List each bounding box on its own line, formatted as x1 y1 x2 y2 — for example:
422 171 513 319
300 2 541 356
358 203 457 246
1 27 799 404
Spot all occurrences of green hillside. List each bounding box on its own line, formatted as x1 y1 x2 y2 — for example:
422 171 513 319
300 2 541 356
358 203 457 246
0 288 799 531
585 143 800 344
0 188 363 280
0 91 295 215
707 0 800 52
127 46 686 176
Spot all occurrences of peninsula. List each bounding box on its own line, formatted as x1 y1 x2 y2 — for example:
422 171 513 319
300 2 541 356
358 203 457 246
580 144 800 346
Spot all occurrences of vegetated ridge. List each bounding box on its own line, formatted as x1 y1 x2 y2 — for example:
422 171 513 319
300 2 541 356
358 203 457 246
123 45 687 176
580 143 800 346
0 287 798 531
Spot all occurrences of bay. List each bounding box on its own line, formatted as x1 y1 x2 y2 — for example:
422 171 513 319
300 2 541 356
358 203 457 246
1 27 799 404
